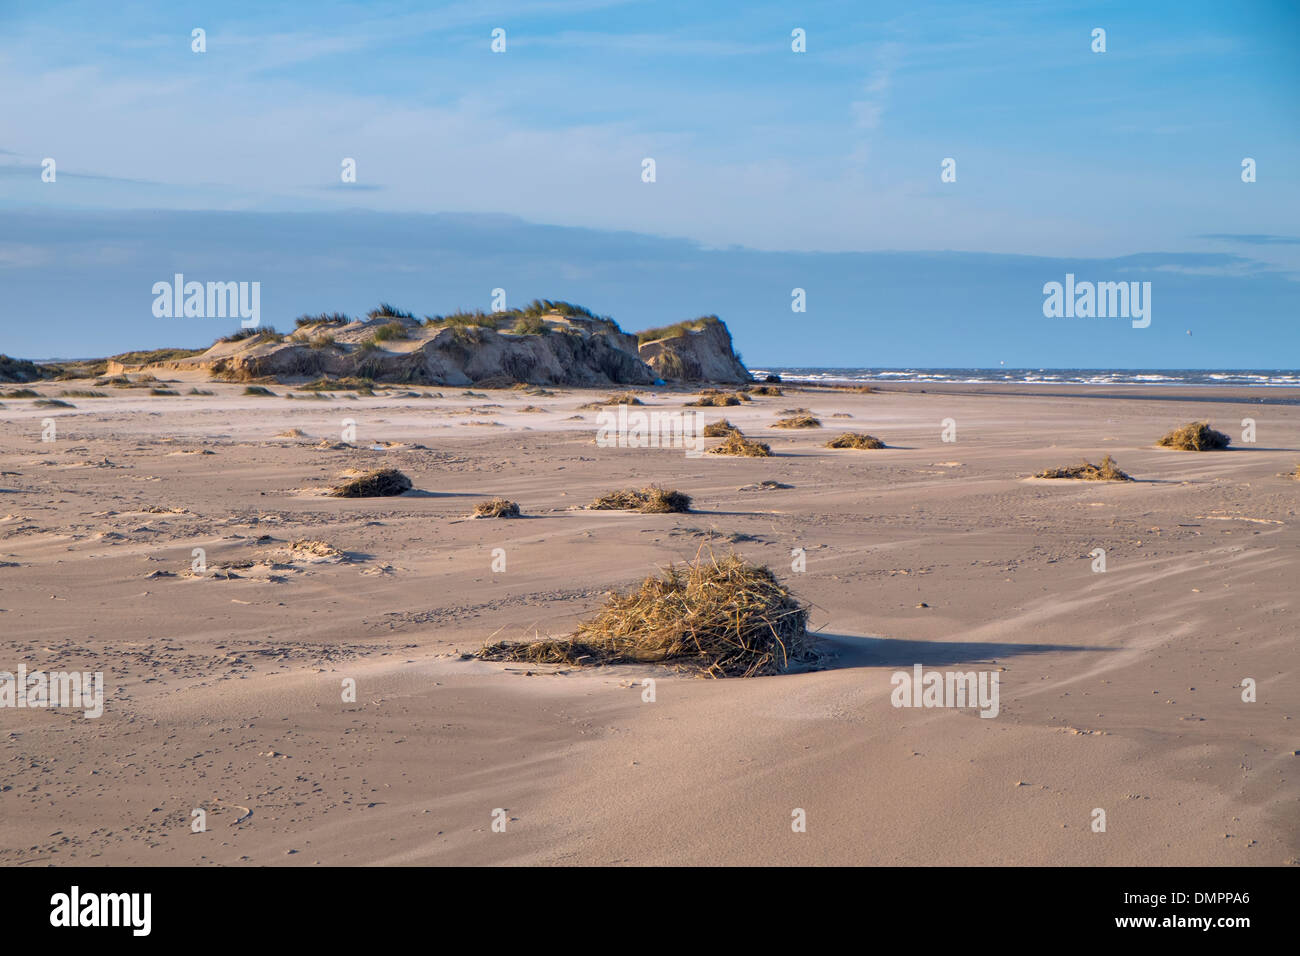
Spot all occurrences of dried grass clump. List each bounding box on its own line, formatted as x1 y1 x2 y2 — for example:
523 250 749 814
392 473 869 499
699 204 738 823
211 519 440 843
703 419 739 437
1290 464 1300 481
290 539 344 560
1156 421 1231 451
472 498 521 518
478 551 811 678
773 415 822 429
708 431 772 457
580 392 645 410
300 376 375 392
329 468 413 497
749 385 783 396
825 432 885 449
243 385 275 396
1036 455 1133 481
590 486 691 513
276 428 308 438
686 392 743 407
34 398 73 408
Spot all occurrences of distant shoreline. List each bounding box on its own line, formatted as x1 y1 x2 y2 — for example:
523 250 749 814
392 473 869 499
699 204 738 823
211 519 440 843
756 368 1300 389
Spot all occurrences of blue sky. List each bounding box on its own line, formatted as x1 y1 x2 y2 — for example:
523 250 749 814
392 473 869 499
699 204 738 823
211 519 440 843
1 0 1297 365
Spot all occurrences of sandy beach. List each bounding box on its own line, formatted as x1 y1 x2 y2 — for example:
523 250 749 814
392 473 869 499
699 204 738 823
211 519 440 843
1 377 1296 866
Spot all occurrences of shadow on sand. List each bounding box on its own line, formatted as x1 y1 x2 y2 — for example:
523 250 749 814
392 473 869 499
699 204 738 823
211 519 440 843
809 632 1108 671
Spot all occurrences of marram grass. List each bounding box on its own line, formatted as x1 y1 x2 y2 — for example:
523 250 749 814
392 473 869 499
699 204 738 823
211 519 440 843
478 551 812 678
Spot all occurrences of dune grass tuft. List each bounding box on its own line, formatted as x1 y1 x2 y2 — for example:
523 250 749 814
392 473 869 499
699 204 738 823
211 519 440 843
686 392 743 407
590 486 691 513
708 430 772 457
329 468 412 498
472 498 521 518
825 432 885 449
703 419 739 437
1036 455 1133 481
477 551 811 678
34 398 73 408
748 385 783 396
243 385 276 397
1156 421 1231 451
773 415 821 428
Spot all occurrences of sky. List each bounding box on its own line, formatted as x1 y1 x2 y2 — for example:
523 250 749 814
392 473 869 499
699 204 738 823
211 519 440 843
1 0 1297 366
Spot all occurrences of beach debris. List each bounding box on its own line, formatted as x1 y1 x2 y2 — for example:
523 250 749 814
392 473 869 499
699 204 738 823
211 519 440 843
242 385 276 396
773 415 822 428
708 431 772 457
1035 455 1133 481
328 468 413 497
472 497 521 518
288 539 345 562
702 419 739 437
685 392 743 407
477 550 812 678
825 432 885 449
590 486 691 513
739 480 792 490
1156 421 1231 451
581 392 645 409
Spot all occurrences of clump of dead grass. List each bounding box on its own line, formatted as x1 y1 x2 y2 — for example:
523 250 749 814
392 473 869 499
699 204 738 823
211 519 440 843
708 430 772 457
825 432 885 449
1035 455 1133 481
290 539 345 560
1156 421 1231 451
703 419 739 437
590 486 691 513
686 392 744 407
773 415 821 428
748 385 784 396
328 468 413 497
580 392 645 409
472 498 521 518
477 550 812 678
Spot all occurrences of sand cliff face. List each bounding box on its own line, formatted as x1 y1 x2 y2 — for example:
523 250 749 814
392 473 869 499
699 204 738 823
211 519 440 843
109 311 750 386
638 319 751 384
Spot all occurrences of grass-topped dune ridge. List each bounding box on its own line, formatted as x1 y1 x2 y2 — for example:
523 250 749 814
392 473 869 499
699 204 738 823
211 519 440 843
31 299 756 389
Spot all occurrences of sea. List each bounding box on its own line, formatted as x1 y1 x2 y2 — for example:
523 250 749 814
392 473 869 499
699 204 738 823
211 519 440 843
750 368 1300 388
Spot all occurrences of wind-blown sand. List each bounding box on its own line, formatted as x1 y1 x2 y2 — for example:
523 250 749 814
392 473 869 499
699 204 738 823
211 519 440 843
1 378 1296 865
